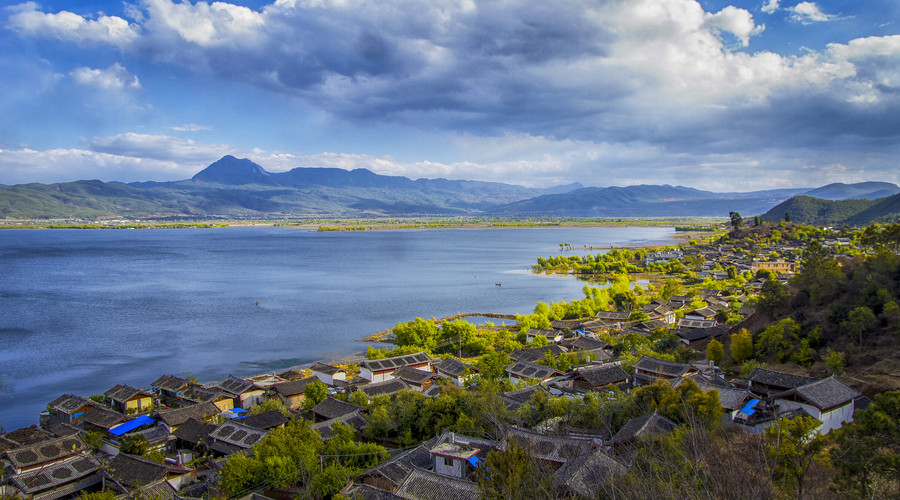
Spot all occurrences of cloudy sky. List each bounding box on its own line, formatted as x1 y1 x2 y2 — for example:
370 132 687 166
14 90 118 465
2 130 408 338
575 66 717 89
1 0 898 190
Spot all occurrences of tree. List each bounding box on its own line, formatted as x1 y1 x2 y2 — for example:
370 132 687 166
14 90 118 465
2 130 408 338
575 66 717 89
757 279 788 319
831 391 900 498
303 380 328 409
764 415 829 500
477 351 510 380
824 348 845 375
249 397 290 416
754 215 762 227
784 212 791 222
392 317 440 350
755 319 799 362
730 329 754 364
706 339 724 366
842 306 877 348
119 434 148 456
475 442 556 499
729 211 743 230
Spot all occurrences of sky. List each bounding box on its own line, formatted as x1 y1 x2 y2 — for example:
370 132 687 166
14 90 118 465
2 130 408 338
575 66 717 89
0 0 898 191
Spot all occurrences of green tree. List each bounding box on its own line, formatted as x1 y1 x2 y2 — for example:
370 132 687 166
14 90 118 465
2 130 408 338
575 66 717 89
475 442 556 499
729 211 743 230
765 415 829 500
842 306 877 348
706 339 724 366
476 351 510 380
220 452 265 495
757 279 788 319
392 317 440 350
303 380 328 410
755 319 799 362
831 391 900 498
119 434 149 456
824 348 845 375
249 397 290 416
730 329 754 364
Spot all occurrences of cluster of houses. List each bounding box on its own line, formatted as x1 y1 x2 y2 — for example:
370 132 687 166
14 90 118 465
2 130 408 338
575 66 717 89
1 305 865 500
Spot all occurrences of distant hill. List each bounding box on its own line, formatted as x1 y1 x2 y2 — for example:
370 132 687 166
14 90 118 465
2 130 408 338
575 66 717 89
801 182 900 201
0 156 895 221
762 193 900 225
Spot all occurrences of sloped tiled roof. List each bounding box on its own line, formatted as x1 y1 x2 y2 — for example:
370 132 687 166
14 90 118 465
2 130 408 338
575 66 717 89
677 319 717 329
116 478 176 500
312 397 365 421
240 409 289 430
394 466 481 500
502 428 592 465
633 356 692 378
775 376 861 411
608 412 677 446
595 311 630 321
208 421 267 450
554 448 627 497
560 336 609 351
150 375 187 393
270 376 318 397
393 366 439 385
505 360 563 381
360 379 410 397
340 483 403 499
104 385 151 404
48 394 92 415
171 418 215 446
311 363 345 375
509 345 566 363
3 434 87 469
9 455 99 494
178 385 226 404
748 368 816 391
214 375 258 396
157 402 220 428
310 410 369 438
715 388 753 411
359 445 433 487
433 358 473 377
81 406 127 429
360 352 431 373
573 364 629 388
103 453 168 488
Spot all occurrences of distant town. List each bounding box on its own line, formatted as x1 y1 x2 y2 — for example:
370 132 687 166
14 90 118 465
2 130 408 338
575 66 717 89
1 217 898 499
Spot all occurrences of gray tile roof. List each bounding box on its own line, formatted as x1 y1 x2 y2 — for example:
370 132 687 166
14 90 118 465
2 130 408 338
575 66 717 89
48 394 92 415
554 448 627 497
560 336 609 351
677 319 717 329
240 410 289 430
609 412 677 446
509 345 566 363
633 356 692 378
157 402 220 428
3 434 87 469
359 445 433 487
270 376 318 397
310 410 369 438
81 406 127 429
360 379 410 397
501 428 592 465
393 366 439 385
103 453 168 488
311 363 345 375
178 385 225 404
775 376 860 411
573 364 629 388
595 311 630 321
432 358 472 377
312 397 365 421
394 467 481 500
208 421 267 450
104 384 151 404
150 375 187 393
214 375 258 396
116 478 176 500
748 368 816 392
171 418 216 446
360 352 431 373
505 360 563 381
9 455 99 494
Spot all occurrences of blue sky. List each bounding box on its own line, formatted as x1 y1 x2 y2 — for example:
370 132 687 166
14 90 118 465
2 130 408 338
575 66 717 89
1 0 898 190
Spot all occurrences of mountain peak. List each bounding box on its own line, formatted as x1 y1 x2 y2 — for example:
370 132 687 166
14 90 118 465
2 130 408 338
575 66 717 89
192 156 273 185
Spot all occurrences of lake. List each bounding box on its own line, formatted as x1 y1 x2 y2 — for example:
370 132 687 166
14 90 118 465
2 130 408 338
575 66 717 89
0 226 677 429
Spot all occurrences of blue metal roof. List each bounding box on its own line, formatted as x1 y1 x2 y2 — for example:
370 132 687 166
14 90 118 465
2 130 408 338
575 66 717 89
739 398 760 416
109 415 156 436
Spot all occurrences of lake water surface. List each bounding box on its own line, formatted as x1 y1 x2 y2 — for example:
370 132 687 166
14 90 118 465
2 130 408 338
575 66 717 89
0 226 676 429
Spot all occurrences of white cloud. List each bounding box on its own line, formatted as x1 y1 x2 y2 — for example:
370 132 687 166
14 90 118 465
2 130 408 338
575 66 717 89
83 133 232 162
171 123 213 132
789 2 836 24
761 0 779 14
704 6 764 47
0 148 191 184
71 63 141 91
6 2 138 47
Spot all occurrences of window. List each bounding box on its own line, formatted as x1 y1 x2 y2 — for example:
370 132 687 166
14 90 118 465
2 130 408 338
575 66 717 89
443 457 454 467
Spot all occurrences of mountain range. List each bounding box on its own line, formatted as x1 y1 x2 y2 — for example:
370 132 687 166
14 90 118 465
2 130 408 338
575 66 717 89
1 155 898 223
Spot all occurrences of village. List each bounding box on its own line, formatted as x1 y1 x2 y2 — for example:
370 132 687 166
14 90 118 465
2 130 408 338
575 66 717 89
1 221 897 499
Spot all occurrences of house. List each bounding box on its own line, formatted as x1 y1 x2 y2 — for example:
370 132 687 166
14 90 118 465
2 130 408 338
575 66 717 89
751 260 797 274
393 366 440 392
608 412 677 453
207 420 268 455
747 368 816 397
771 376 860 434
430 442 481 480
432 358 476 386
156 402 220 432
559 335 610 352
104 384 153 415
685 307 717 321
240 409 290 431
171 417 215 455
632 355 695 386
269 376 318 410
508 344 567 363
393 467 481 500
677 318 717 329
81 405 128 433
177 385 234 412
505 360 564 383
311 397 365 423
311 363 347 386
503 384 552 412
45 394 93 428
570 364 630 392
501 428 592 470
213 375 266 409
554 448 627 498
150 375 188 398
359 352 432 383
525 328 564 343
594 310 630 322
358 445 434 492
550 319 588 331
359 379 411 399
100 452 170 492
635 319 669 332
3 434 99 500
311 410 369 439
